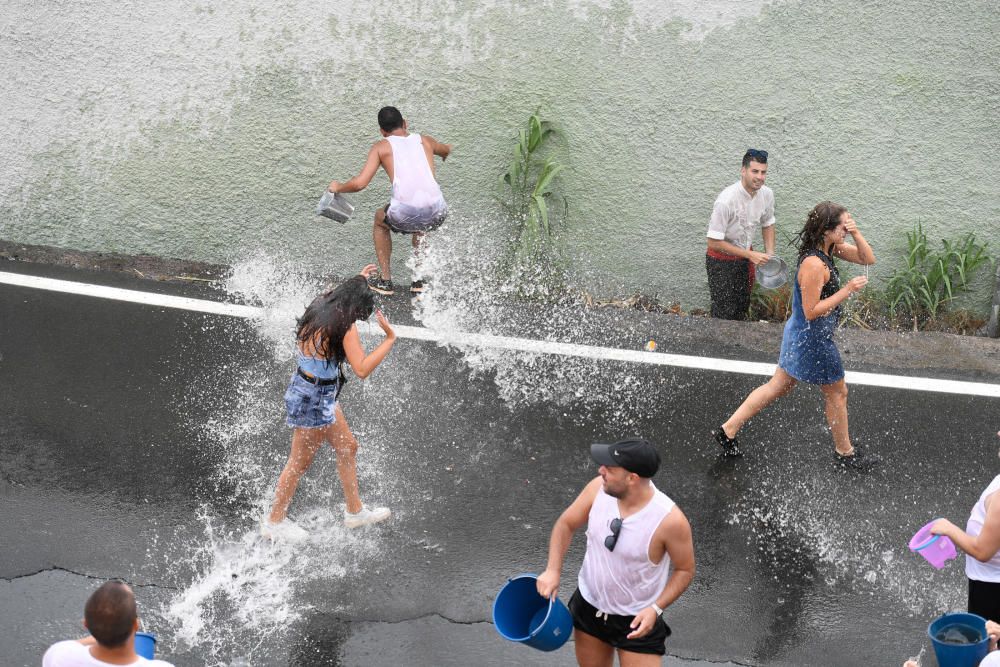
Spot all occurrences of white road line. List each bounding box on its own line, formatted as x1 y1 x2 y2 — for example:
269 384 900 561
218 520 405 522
3 270 999 398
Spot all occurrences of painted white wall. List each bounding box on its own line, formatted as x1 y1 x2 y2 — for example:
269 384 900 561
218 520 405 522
1 0 996 309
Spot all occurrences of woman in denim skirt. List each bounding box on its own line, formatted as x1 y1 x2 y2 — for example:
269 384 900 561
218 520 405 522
713 202 878 470
263 264 396 539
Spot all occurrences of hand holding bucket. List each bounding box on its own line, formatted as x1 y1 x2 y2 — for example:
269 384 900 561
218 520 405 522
909 519 958 569
316 190 355 223
757 257 788 290
492 574 572 652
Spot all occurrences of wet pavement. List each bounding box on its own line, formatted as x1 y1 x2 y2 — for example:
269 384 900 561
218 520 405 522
2 259 999 666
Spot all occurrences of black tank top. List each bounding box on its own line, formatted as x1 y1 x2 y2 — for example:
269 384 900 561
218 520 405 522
800 249 841 315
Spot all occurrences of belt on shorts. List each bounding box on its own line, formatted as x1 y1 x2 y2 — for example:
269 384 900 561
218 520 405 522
706 245 752 261
707 246 757 288
296 367 339 386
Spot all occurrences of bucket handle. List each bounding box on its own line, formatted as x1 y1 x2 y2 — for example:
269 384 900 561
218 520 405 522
912 533 940 552
503 573 556 640
528 598 555 639
910 519 943 552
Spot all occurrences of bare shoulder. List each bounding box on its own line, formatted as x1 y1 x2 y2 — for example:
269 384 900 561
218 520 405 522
654 503 692 548
572 476 602 505
799 254 825 268
559 476 602 528
661 504 690 531
574 476 604 508
799 255 829 276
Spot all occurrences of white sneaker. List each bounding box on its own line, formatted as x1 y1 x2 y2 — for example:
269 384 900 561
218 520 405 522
344 505 391 529
261 518 309 542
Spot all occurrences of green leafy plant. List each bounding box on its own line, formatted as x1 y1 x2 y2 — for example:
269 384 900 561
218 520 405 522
498 112 568 267
884 222 992 328
748 282 791 322
839 286 887 330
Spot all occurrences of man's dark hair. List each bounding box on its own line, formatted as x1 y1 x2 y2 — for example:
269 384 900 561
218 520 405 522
377 106 404 133
84 581 137 648
742 148 768 168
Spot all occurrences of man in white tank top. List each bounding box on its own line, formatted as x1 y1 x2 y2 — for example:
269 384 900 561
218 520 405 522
328 106 451 296
537 438 695 666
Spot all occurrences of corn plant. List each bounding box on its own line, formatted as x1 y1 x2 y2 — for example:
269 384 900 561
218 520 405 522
885 222 992 325
498 112 568 261
748 282 791 322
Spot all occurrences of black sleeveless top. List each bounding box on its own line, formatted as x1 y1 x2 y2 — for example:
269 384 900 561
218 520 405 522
800 248 841 316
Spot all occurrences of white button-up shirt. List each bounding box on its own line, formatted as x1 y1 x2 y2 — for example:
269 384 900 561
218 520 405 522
706 181 775 250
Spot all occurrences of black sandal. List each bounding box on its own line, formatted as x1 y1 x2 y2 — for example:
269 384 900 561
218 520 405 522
834 446 881 471
713 427 743 457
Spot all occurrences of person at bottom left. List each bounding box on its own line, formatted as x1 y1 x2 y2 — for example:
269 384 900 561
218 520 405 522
42 581 174 667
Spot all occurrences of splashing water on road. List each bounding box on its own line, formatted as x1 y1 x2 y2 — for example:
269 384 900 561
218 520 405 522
147 235 969 664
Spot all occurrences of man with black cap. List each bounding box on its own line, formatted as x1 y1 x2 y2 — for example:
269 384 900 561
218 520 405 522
537 438 695 666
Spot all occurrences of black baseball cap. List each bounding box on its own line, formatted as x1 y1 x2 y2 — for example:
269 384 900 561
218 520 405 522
590 438 661 478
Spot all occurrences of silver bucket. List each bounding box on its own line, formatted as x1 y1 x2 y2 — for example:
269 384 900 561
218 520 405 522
758 257 788 289
316 191 355 223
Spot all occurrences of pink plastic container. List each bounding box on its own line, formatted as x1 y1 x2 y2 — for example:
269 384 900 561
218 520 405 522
909 520 958 569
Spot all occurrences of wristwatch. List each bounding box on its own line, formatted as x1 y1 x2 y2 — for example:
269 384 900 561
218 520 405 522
651 603 664 617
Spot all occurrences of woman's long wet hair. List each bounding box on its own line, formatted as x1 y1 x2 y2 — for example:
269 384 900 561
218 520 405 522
793 201 847 260
296 275 375 361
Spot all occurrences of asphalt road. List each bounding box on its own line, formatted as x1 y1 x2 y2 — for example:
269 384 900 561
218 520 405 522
2 260 998 667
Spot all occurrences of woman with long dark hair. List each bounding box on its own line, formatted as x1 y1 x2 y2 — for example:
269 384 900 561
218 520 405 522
263 264 396 539
713 201 877 469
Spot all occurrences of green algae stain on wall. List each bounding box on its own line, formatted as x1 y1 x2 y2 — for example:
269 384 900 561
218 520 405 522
1 0 997 310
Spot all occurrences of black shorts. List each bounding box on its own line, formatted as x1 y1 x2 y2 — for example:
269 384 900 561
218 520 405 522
969 578 1000 622
705 253 752 320
568 589 671 655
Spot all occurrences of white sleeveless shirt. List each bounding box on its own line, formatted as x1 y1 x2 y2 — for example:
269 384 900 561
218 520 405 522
578 483 676 616
966 473 1000 583
386 133 445 210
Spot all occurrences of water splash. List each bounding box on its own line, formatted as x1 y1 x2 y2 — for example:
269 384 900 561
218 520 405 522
574 0 791 41
159 504 378 666
906 645 926 666
413 217 655 431
223 249 323 360
725 448 964 616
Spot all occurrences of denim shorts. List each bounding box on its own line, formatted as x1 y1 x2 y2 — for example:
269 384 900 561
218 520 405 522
284 372 339 428
384 201 448 234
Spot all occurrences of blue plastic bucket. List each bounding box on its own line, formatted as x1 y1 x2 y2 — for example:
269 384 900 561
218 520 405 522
928 612 989 667
492 574 572 652
134 632 156 660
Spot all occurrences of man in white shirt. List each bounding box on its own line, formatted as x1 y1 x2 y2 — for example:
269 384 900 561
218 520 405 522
705 149 776 319
328 106 452 296
537 438 695 666
42 581 174 667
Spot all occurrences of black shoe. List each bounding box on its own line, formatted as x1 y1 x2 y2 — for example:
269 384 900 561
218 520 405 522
368 277 395 296
713 427 743 457
410 279 427 293
834 446 881 471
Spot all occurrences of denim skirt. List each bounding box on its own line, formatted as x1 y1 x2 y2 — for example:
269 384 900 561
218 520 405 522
284 372 339 428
